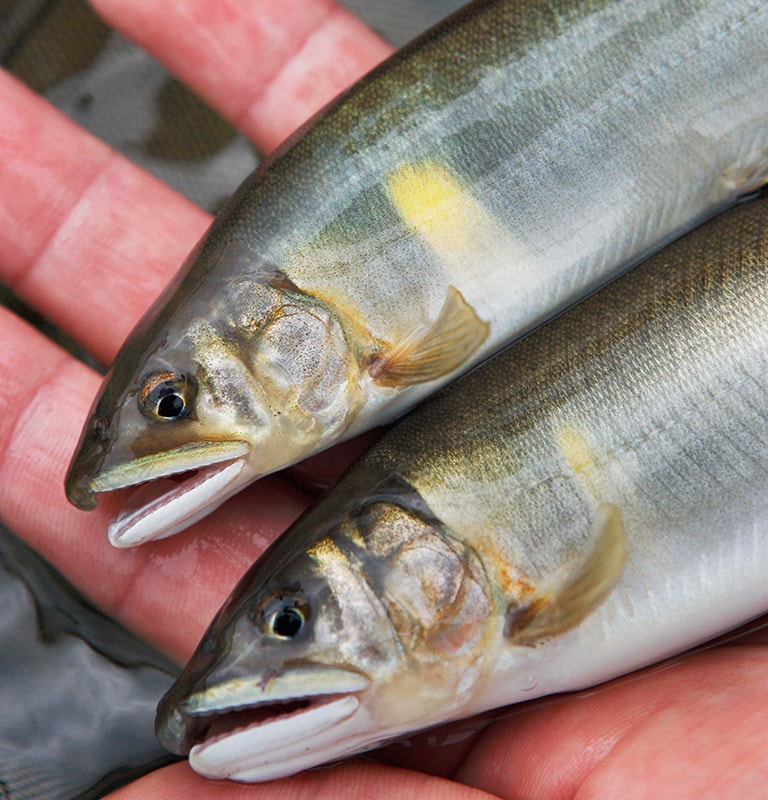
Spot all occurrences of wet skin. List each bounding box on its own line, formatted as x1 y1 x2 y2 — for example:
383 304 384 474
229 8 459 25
63 0 768 548
0 1 766 798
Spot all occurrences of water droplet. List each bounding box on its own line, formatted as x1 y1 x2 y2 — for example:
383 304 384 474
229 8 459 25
519 674 538 692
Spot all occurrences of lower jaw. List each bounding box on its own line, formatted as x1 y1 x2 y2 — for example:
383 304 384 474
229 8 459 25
107 457 251 547
187 694 362 780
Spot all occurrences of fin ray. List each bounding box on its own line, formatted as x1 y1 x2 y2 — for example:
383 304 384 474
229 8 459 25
368 286 489 387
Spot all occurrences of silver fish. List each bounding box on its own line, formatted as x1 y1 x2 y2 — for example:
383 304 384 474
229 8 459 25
66 0 768 546
155 195 768 782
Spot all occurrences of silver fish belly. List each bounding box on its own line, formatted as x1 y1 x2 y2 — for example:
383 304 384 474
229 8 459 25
66 0 768 546
155 196 768 782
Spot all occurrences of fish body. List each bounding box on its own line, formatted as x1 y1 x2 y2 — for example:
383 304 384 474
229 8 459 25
66 0 768 546
156 196 768 782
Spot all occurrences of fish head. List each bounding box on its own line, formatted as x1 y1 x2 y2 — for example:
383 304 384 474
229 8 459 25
63 298 261 547
65 240 365 548
156 475 501 782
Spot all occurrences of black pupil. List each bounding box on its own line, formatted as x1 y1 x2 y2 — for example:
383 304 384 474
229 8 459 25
273 607 303 638
157 393 185 418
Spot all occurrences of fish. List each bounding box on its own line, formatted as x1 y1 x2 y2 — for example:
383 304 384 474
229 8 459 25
155 194 768 782
65 0 768 547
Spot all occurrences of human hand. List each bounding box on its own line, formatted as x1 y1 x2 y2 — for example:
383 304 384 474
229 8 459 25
0 1 766 798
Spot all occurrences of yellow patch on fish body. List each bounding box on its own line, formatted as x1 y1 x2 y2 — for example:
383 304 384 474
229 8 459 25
555 426 603 500
387 161 478 255
386 160 535 284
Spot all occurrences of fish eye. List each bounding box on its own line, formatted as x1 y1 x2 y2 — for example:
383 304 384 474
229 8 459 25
139 372 197 422
261 596 310 640
272 607 304 638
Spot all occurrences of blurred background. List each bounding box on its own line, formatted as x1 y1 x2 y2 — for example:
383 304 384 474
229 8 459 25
0 2 464 797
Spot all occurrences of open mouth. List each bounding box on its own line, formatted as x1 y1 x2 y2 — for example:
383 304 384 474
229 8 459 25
189 695 360 781
84 440 254 547
107 458 253 547
186 693 363 781
199 697 315 742
163 668 372 782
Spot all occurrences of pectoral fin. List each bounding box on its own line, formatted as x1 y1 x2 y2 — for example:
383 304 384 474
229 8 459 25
368 286 489 387
505 503 628 646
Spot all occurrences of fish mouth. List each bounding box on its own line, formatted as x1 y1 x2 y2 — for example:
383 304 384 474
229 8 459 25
82 440 254 547
161 668 371 782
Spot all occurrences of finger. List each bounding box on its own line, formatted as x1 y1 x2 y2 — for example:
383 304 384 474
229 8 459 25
0 70 210 365
0 305 309 663
455 645 768 800
108 760 497 800
88 0 393 152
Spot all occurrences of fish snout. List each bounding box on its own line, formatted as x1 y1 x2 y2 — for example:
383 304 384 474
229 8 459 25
155 691 199 755
64 454 101 510
64 418 109 511
64 416 111 509
64 473 98 510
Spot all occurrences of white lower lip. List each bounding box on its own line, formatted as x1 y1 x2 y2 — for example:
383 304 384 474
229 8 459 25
189 695 360 780
108 458 253 547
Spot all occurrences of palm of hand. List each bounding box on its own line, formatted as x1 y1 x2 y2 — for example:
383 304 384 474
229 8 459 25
0 1 765 798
